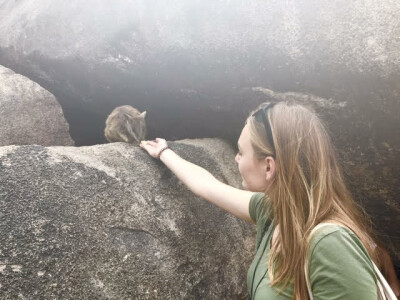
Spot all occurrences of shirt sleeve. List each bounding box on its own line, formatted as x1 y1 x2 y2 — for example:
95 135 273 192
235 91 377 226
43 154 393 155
309 229 378 300
249 192 268 223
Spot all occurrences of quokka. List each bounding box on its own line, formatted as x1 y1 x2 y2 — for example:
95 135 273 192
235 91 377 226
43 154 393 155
104 105 147 145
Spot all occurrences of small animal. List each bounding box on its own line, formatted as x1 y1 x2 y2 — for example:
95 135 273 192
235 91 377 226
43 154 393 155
104 105 147 145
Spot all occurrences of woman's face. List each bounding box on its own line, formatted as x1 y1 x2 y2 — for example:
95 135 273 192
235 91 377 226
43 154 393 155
235 124 270 192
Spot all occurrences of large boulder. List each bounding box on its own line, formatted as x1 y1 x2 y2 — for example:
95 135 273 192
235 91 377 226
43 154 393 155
0 139 254 299
0 0 398 278
0 65 74 146
0 0 399 146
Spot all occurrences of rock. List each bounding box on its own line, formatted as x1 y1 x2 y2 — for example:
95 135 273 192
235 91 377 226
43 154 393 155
0 0 398 279
0 65 74 146
0 1 399 146
0 139 254 299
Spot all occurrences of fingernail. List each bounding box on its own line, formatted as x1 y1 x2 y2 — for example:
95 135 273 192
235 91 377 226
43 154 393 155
141 141 147 145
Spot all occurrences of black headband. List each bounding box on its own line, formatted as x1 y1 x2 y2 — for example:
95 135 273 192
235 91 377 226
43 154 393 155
252 102 276 156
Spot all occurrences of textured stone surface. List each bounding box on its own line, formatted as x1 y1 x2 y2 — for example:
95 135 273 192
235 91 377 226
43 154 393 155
0 0 399 146
0 139 254 299
0 65 74 146
0 0 398 278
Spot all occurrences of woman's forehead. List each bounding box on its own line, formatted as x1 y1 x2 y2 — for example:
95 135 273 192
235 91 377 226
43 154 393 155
238 125 250 147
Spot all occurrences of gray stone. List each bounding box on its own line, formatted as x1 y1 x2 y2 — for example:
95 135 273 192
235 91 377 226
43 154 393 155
0 65 74 146
0 0 398 275
0 139 254 299
0 0 399 146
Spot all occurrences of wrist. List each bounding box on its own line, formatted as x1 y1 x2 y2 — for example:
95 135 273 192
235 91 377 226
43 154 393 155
159 148 173 161
157 145 170 159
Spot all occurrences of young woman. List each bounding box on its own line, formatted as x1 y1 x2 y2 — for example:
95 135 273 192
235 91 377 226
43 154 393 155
140 101 399 299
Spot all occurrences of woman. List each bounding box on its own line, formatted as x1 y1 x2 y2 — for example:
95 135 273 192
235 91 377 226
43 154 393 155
140 101 399 299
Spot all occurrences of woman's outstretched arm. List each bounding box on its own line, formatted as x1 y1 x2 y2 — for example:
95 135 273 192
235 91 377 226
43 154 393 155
140 138 254 223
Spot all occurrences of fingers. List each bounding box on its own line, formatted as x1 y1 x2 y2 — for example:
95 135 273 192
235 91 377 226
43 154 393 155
140 139 168 159
139 143 149 151
141 139 165 147
140 142 157 158
140 140 154 146
145 140 157 147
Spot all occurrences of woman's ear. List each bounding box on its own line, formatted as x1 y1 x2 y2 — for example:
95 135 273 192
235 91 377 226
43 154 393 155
264 156 276 181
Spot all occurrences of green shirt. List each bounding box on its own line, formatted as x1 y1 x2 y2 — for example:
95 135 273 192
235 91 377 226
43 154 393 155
247 193 378 299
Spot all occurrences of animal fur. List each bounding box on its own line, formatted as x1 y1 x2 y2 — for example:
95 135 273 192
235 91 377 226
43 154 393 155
104 105 147 145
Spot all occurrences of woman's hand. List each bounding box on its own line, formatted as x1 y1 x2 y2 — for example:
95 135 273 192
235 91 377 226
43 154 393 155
140 138 168 159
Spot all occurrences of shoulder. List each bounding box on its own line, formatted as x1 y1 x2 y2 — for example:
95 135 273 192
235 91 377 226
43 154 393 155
310 225 357 250
309 225 374 270
309 225 378 299
249 192 271 223
249 193 273 248
310 225 371 260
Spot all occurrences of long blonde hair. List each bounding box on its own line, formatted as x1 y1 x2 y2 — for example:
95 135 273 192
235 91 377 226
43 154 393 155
247 100 380 299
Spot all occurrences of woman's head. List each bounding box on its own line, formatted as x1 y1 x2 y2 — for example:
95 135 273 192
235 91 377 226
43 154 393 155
235 102 277 192
245 101 364 223
243 100 379 299
246 101 342 224
235 123 275 192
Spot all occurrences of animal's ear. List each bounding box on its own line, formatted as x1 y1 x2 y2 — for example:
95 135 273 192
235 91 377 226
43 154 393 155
140 111 147 119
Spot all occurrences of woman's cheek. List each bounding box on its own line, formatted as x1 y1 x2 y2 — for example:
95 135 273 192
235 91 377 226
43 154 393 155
237 161 245 178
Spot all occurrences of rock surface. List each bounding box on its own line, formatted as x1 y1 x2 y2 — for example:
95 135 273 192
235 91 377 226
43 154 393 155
0 65 74 146
0 0 399 146
0 139 254 299
0 0 398 281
